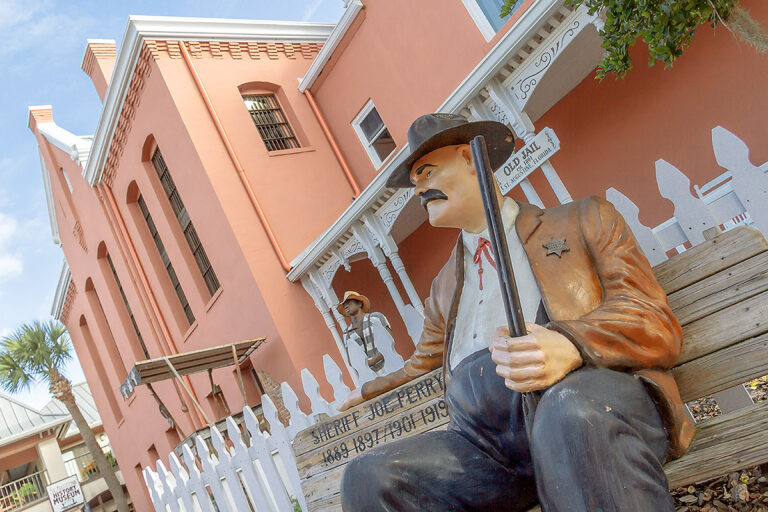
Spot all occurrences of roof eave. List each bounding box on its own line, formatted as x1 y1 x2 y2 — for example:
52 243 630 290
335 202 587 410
298 0 364 93
83 16 336 186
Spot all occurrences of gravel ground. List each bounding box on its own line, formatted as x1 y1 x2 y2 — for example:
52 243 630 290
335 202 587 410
671 376 768 511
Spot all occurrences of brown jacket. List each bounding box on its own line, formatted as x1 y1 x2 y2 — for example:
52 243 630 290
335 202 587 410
361 196 695 458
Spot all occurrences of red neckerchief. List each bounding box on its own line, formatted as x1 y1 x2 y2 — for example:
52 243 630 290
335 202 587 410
473 237 496 290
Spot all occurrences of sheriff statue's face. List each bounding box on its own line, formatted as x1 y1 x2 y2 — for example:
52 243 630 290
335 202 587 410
409 144 486 232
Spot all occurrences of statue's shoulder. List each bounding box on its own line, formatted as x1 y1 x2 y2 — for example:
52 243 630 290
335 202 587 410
525 196 611 222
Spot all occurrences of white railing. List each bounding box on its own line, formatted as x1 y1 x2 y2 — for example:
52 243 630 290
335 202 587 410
0 470 48 512
143 323 415 511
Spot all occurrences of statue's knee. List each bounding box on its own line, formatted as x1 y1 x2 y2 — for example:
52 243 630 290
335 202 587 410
341 451 395 502
532 374 602 445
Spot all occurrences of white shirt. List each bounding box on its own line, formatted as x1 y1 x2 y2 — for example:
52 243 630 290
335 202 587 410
449 198 542 369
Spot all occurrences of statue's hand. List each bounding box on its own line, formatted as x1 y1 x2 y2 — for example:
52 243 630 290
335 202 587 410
489 322 582 393
338 389 364 411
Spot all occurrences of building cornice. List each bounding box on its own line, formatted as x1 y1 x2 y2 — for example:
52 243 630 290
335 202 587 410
83 16 336 185
287 0 566 281
35 119 92 167
298 0 364 92
51 261 72 319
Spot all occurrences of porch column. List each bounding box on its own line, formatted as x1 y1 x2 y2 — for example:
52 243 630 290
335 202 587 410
37 436 68 483
486 78 573 204
351 223 409 325
362 214 424 314
302 271 360 387
467 98 544 208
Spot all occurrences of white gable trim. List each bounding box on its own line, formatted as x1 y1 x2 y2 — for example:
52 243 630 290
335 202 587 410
36 121 92 167
460 0 498 41
51 261 72 319
83 16 335 186
38 147 61 246
298 0 364 92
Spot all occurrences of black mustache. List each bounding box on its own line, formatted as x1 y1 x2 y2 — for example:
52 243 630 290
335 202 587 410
420 189 448 210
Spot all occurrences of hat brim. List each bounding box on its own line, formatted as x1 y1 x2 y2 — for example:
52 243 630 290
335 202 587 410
387 120 515 189
336 294 371 316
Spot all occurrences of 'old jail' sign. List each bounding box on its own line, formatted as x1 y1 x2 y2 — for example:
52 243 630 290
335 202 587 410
293 369 450 509
495 127 560 195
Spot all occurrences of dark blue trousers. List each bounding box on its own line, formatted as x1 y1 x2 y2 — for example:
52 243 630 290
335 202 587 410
341 350 673 512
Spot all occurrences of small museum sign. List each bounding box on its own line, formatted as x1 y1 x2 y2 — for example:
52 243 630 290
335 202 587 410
46 475 85 512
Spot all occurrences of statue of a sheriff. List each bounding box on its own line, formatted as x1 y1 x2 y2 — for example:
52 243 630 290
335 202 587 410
338 114 695 511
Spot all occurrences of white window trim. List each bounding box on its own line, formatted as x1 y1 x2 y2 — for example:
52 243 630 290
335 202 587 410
461 0 498 41
352 100 395 169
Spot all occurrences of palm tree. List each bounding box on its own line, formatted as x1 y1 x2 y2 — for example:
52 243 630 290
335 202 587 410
0 320 130 512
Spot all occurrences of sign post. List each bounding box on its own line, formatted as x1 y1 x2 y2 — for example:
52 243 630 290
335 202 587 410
494 127 560 195
46 475 85 512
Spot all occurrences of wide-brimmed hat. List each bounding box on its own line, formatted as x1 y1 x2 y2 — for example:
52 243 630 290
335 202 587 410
336 291 371 316
386 113 515 189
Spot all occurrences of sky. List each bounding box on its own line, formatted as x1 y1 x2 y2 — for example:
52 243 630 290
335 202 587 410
0 0 345 410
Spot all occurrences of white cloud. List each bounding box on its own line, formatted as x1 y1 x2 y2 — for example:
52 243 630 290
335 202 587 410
0 0 99 63
301 0 326 21
0 212 23 283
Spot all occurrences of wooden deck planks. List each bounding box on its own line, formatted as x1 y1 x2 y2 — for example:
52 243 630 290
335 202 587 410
653 226 768 294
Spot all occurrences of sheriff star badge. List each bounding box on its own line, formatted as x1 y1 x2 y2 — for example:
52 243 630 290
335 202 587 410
543 238 569 257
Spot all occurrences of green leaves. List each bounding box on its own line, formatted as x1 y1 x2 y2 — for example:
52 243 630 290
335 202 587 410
499 0 738 78
0 319 72 393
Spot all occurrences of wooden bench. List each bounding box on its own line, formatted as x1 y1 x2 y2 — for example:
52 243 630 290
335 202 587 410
293 226 768 512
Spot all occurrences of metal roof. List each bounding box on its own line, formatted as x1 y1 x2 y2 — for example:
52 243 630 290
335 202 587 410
0 393 69 447
0 382 102 446
40 382 102 438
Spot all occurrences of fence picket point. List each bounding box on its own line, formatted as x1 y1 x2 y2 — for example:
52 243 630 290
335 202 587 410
179 443 217 512
208 427 256 512
194 435 236 511
302 368 337 418
239 409 295 511
370 321 406 373
606 188 666 266
712 126 768 235
156 460 182 512
656 159 717 246
143 466 166 511
347 337 377 385
323 354 351 407
281 382 312 438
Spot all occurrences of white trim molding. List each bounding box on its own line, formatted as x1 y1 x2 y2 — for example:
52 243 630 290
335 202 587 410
51 261 72 319
351 100 396 169
37 147 61 245
35 118 93 167
83 16 335 185
299 0 364 92
460 0 499 41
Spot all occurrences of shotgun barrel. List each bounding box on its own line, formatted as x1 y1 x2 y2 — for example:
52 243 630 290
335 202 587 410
470 135 527 338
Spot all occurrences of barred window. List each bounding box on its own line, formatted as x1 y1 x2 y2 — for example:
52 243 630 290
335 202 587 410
106 253 150 359
243 94 300 152
151 148 220 296
138 195 196 325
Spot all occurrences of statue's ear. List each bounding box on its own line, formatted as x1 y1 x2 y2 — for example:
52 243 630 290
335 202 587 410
457 144 474 174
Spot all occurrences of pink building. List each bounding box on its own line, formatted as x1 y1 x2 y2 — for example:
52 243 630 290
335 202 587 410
29 1 768 509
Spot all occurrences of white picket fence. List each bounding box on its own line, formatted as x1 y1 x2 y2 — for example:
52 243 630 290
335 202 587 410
607 126 768 264
143 322 413 511
607 125 768 415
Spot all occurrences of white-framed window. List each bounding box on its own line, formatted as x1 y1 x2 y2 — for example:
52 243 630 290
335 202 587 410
352 100 396 168
461 0 521 41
